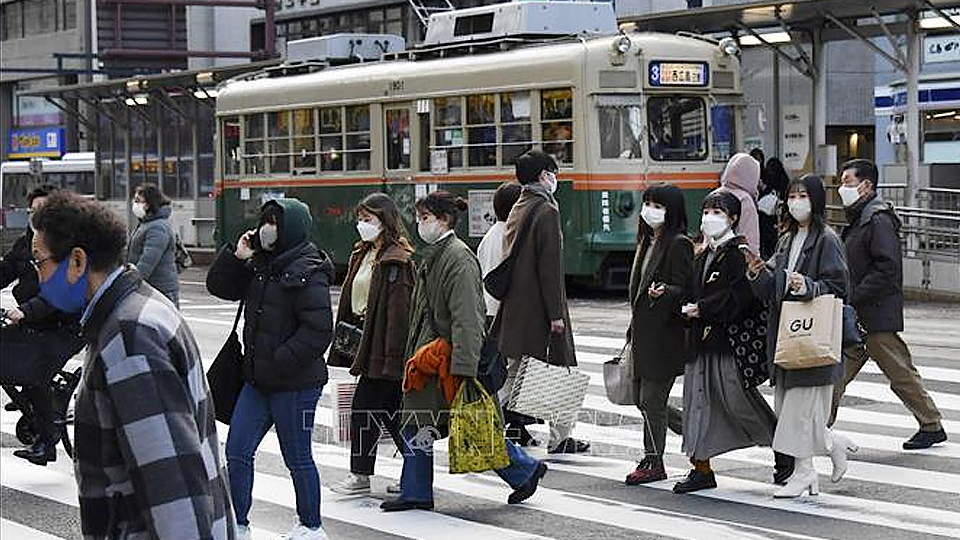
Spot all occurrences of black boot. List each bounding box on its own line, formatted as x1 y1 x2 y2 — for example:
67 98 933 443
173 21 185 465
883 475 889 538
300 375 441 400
673 469 717 494
14 440 56 466
774 451 795 485
903 429 947 450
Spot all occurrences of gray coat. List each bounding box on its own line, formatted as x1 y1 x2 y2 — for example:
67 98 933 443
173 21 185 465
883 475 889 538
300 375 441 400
749 224 849 388
127 205 179 306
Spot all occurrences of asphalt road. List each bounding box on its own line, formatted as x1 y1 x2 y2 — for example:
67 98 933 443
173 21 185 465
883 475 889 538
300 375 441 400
2 268 959 540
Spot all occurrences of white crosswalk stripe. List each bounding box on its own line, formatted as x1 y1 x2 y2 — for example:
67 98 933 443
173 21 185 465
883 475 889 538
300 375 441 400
2 291 958 540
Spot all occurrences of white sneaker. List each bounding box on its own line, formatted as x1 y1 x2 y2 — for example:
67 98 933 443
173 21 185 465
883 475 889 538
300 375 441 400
236 524 252 540
330 473 370 495
277 524 329 540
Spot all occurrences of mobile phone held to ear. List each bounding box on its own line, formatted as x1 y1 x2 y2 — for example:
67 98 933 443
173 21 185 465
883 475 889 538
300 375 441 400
737 244 752 254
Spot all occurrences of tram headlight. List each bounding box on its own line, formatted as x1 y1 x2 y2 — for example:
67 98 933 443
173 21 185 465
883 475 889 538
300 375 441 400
612 35 632 55
719 37 740 57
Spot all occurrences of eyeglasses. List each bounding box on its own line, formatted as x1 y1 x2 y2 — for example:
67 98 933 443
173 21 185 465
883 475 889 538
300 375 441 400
30 256 53 274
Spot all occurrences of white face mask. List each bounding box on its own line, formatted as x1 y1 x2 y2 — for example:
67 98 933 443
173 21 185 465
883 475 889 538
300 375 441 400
640 204 666 229
417 218 445 244
356 218 382 243
838 185 861 207
700 213 730 239
788 198 812 223
259 223 279 251
132 201 147 220
541 171 558 194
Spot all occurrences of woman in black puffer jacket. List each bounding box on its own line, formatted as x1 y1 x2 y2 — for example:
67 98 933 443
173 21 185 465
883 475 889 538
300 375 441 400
206 197 333 540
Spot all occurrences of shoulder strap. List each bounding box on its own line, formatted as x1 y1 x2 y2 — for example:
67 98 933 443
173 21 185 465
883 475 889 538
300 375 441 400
231 300 245 335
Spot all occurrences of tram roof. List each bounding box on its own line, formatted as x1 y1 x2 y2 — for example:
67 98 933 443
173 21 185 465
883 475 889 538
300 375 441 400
621 0 960 36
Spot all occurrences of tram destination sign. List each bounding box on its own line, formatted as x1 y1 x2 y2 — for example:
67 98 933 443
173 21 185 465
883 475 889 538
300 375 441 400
648 61 709 87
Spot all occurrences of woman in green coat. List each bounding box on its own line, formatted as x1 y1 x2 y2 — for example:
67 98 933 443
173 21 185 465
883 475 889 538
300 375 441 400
380 191 547 512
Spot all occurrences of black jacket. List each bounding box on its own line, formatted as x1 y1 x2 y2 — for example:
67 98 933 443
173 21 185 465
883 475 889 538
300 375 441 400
628 233 694 379
206 242 334 392
842 194 903 333
690 235 758 357
0 228 71 328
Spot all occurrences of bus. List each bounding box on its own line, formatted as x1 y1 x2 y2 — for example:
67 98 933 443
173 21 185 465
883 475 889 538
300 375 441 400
1 152 97 250
214 1 744 288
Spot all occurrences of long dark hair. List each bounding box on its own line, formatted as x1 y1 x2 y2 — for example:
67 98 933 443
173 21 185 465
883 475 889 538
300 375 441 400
414 190 468 227
355 192 413 253
135 183 170 214
638 183 688 243
784 174 827 234
764 158 790 198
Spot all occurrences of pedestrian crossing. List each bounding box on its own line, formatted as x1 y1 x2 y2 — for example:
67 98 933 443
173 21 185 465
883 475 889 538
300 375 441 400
2 294 958 539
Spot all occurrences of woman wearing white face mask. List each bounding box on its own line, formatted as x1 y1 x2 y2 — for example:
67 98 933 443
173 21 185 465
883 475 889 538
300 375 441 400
624 183 694 486
746 175 855 499
126 183 179 306
330 193 415 496
674 189 781 494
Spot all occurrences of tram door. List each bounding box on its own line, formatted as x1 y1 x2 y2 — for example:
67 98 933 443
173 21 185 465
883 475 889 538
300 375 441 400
382 104 417 229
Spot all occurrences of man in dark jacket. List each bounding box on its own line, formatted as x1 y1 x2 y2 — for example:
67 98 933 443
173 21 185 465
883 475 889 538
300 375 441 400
0 185 83 465
30 191 235 540
496 150 588 454
831 159 946 450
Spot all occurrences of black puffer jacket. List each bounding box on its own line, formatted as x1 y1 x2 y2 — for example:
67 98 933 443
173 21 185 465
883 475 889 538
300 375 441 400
206 198 333 392
842 194 904 333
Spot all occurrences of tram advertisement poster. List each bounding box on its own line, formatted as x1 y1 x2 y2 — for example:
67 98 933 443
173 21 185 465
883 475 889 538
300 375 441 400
468 190 496 238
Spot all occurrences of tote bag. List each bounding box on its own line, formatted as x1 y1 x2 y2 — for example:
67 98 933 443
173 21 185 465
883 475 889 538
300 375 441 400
603 342 636 405
449 379 510 474
506 356 590 426
206 302 245 424
774 294 843 370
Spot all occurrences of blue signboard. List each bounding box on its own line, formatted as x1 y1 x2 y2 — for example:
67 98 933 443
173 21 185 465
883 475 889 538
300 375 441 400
648 61 709 87
8 127 66 158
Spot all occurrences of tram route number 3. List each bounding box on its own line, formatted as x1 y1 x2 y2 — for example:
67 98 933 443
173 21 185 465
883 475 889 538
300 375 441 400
389 80 404 92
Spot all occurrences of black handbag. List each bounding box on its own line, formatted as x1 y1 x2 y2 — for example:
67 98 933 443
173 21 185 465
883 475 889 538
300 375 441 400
478 333 508 396
206 301 245 424
483 199 543 300
331 320 363 364
841 304 863 348
726 303 770 389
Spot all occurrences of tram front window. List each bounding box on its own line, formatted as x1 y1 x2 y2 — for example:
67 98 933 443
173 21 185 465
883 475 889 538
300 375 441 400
599 105 643 159
647 96 707 161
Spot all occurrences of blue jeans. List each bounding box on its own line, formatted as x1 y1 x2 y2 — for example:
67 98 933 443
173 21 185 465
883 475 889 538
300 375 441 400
398 425 540 502
226 383 323 528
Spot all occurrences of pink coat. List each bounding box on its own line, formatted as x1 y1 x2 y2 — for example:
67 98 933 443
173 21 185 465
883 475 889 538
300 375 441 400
720 153 761 254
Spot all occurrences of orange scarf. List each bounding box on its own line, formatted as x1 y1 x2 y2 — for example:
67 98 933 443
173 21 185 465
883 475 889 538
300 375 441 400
402 338 460 404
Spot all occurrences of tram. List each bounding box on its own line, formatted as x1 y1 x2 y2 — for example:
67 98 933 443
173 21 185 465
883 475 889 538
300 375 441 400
214 1 744 288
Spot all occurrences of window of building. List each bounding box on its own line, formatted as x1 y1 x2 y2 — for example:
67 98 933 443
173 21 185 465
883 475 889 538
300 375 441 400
267 111 290 173
541 88 574 165
319 107 343 172
345 105 371 171
500 92 533 166
292 108 316 170
63 0 76 29
647 96 707 161
434 97 464 169
466 94 496 167
385 108 411 170
244 114 265 174
222 117 241 176
598 103 642 159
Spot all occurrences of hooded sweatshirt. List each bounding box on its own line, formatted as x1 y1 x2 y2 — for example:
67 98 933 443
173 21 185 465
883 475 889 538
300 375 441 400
720 152 761 254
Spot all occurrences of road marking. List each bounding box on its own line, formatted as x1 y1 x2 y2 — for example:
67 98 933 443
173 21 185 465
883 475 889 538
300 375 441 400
0 518 63 540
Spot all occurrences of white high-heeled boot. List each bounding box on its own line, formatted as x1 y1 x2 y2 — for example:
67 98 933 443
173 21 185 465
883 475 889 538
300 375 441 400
829 433 859 482
773 457 819 498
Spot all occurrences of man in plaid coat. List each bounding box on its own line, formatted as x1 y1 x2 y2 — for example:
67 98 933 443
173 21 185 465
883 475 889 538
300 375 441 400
30 191 235 540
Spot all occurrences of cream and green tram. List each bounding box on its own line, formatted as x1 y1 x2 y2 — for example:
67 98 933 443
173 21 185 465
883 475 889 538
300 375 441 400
215 27 742 288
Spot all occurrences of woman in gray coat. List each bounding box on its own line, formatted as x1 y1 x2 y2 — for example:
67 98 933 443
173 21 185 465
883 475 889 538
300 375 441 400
747 175 858 498
127 183 179 306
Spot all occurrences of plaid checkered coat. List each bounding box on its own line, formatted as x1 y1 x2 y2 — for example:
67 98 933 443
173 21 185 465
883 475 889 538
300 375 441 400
74 265 235 540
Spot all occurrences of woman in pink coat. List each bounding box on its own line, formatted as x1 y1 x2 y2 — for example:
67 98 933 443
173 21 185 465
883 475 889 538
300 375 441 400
720 153 761 254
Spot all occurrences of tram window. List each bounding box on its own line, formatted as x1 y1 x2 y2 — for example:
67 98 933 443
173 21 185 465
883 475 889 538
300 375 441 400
647 96 707 162
386 109 411 170
434 97 464 168
599 105 643 159
500 92 533 166
710 105 736 163
293 109 316 170
319 107 343 172
244 114 265 174
541 88 574 165
467 94 496 167
267 111 291 173
222 117 241 176
345 105 371 171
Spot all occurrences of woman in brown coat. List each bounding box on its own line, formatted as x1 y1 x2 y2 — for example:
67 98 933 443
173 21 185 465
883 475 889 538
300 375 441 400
329 193 415 495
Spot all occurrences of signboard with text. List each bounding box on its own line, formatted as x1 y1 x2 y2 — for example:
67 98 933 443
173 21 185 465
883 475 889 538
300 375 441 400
925 34 960 64
648 61 709 87
7 127 66 159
